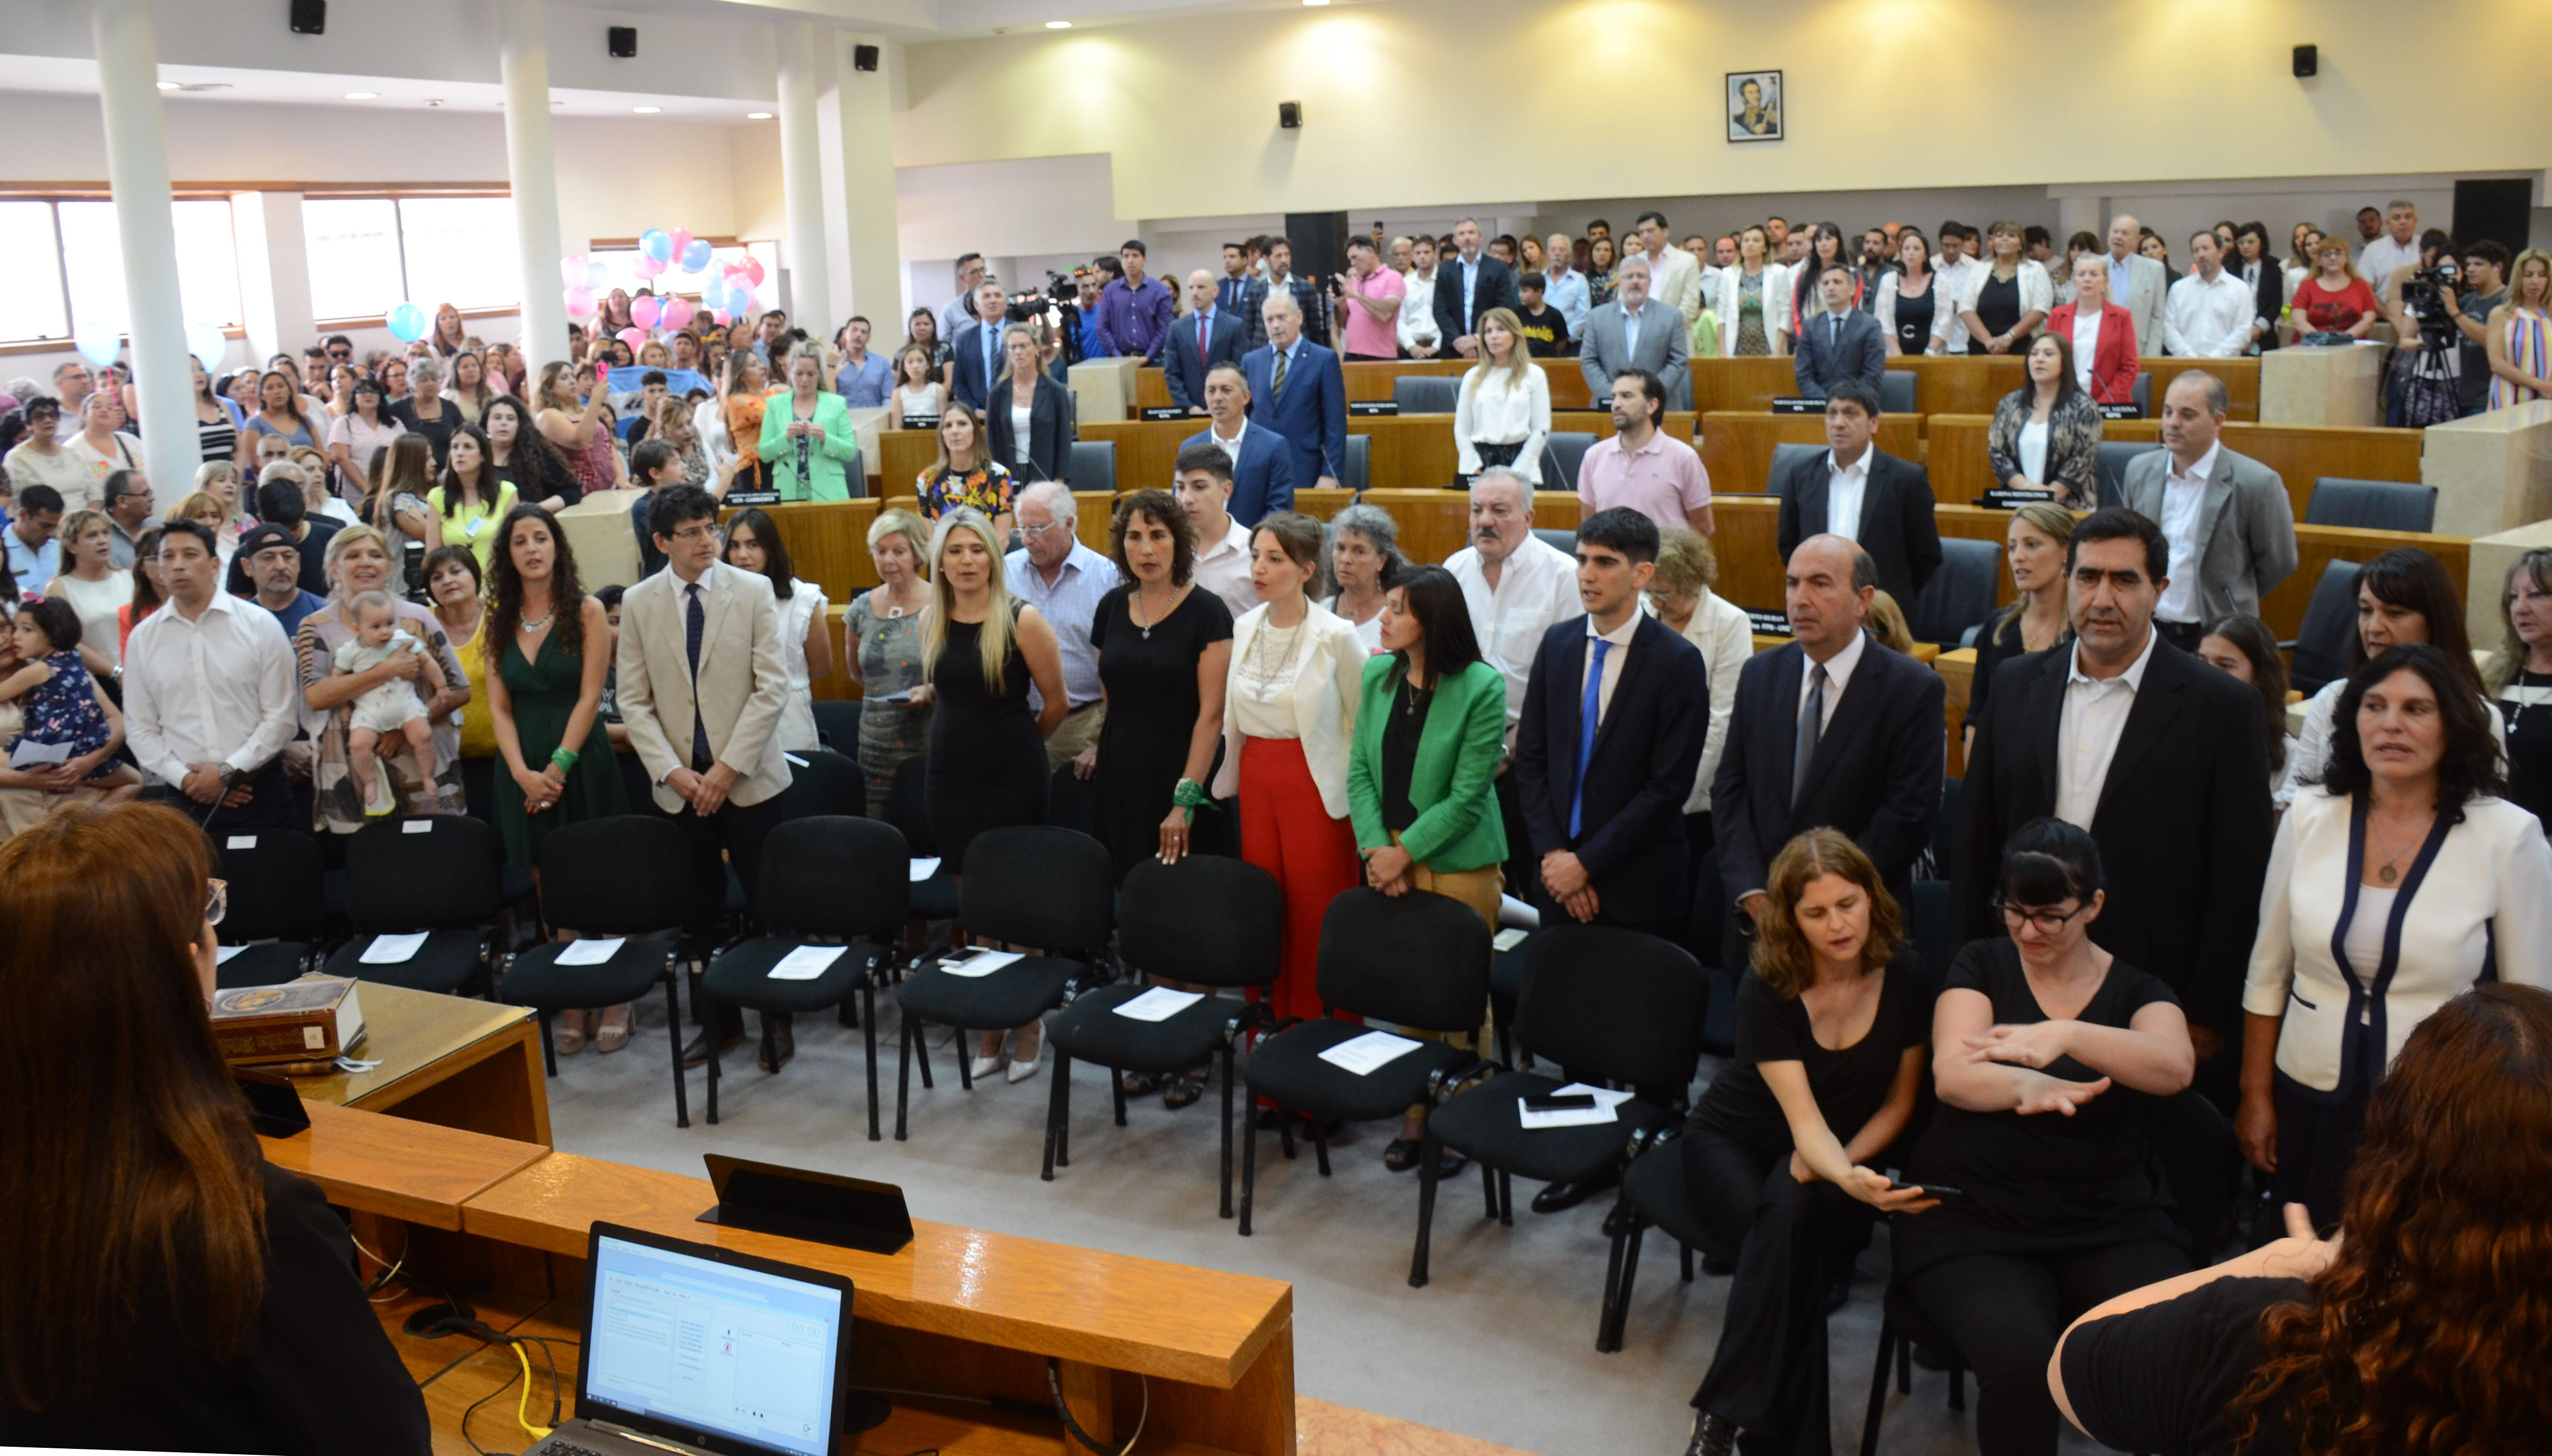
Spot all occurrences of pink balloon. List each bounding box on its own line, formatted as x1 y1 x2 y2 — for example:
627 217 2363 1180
661 297 694 331
563 285 595 319
616 326 648 353
632 254 666 280
669 228 693 257
630 295 662 329
743 257 766 287
559 255 588 288
710 309 731 328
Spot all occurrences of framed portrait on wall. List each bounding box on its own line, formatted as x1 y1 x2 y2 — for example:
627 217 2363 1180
1727 71 1782 143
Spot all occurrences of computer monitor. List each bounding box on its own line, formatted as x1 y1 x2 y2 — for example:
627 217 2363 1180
578 1221 853 1456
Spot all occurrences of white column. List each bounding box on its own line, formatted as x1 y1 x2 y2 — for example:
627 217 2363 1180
93 0 198 488
825 33 904 329
777 22 833 338
230 192 315 368
499 0 569 366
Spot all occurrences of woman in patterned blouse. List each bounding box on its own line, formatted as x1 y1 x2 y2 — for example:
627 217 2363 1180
914 402 1016 539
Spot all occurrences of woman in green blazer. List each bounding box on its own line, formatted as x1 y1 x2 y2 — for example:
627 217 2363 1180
757 349 863 502
1347 564 1509 1173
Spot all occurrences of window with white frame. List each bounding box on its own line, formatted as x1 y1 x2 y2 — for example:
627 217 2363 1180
0 196 242 344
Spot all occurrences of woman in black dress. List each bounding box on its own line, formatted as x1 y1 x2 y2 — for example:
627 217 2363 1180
1893 817 2198 1456
921 505 1068 1079
1681 829 1934 1456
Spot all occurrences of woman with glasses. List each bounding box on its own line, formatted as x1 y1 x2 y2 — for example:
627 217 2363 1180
1891 816 2197 1456
4 399 85 507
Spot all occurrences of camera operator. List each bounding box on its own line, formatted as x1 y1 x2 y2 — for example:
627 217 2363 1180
2380 230 2464 428
2442 239 2509 418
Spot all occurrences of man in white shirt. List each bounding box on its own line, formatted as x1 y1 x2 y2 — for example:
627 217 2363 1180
1173 446 1258 620
2357 200 2422 292
1929 227 1984 353
1634 211 1706 328
2105 214 2170 356
124 519 302 829
2163 231 2260 358
1399 235 1443 360
1542 231 1592 342
1005 481 1113 772
1447 467 1583 898
48 361 93 442
2118 372 2298 650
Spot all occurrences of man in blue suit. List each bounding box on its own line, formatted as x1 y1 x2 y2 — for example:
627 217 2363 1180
1240 291 1345 492
1163 269 1246 415
946 279 1011 412
1791 262 1887 398
1179 362 1294 525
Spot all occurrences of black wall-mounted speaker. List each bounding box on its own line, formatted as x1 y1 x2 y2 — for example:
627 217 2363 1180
288 0 325 35
853 44 881 72
608 26 637 58
2292 44 2317 77
1277 101 1302 129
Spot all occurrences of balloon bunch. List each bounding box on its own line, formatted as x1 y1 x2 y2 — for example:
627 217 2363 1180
559 226 735 333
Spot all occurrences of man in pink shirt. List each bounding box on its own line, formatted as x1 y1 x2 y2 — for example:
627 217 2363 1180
1575 368 1713 536
1332 235 1407 362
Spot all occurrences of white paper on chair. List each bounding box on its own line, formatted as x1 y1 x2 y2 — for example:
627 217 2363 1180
556 937 625 966
1112 987 1204 1022
936 947 1022 978
1317 1029 1425 1075
1492 928 1529 952
215 945 248 964
1517 1081 1634 1130
226 835 257 850
908 857 941 882
360 932 429 965
768 945 848 981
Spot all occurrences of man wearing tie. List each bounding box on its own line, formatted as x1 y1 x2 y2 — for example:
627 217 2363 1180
1792 262 1887 398
1241 293 1345 493
1165 269 1246 415
949 280 1013 412
617 484 797 1066
1217 242 1254 319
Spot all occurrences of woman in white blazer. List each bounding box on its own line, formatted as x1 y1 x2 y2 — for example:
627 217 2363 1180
1454 309 1552 484
1708 226 1791 357
1950 221 2055 356
2241 644 2552 1229
1213 511 1370 1024
2278 548 2504 809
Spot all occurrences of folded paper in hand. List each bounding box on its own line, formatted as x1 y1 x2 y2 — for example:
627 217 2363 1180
360 931 429 965
1517 1081 1633 1130
908 857 941 882
1112 987 1204 1022
8 738 71 769
1317 1029 1424 1075
769 945 848 981
556 937 626 966
937 948 1022 978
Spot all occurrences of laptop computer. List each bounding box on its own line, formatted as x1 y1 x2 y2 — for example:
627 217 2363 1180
519 1221 854 1456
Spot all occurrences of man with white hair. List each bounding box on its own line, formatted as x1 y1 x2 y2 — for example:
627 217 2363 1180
1004 479 1113 770
1543 231 1592 343
2106 213 2170 355
1445 466 1583 894
1241 291 1344 493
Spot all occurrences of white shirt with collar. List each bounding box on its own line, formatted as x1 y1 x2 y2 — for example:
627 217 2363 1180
1192 515 1257 621
1825 448 1873 540
1207 416 1251 468
1578 611 1638 724
2359 235 2420 292
1456 252 1483 319
2056 626 2161 828
121 590 300 787
1619 297 1649 359
1448 533 1583 730
2164 268 2257 358
2155 442 2219 624
1795 626 1868 733
1929 256 1984 350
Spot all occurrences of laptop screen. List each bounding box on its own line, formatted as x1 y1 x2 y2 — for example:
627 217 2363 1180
583 1231 846 1456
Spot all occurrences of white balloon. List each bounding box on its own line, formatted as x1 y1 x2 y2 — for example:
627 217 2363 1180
187 322 228 372
72 317 121 368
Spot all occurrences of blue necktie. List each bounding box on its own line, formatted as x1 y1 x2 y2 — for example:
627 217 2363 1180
685 583 711 771
1569 638 1611 839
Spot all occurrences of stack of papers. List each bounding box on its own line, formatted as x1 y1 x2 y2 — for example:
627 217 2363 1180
1517 1082 1634 1131
359 932 429 965
768 945 848 981
1112 987 1205 1022
1316 1029 1424 1075
908 857 942 881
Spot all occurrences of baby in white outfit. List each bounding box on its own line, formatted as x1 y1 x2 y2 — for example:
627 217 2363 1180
333 590 446 813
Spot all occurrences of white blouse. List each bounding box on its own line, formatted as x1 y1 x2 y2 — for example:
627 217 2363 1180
1953 261 2056 334
1229 618 1312 739
1213 600 1368 818
774 577 829 753
1453 364 1552 477
1008 402 1034 466
2018 421 2050 484
1669 587 1755 813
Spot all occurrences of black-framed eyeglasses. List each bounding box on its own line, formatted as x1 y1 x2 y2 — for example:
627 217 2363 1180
1991 895 2087 936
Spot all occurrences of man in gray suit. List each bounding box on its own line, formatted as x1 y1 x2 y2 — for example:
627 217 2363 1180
1577 252 1691 409
619 483 798 1066
2105 213 2169 356
2117 370 2298 651
1791 261 1886 397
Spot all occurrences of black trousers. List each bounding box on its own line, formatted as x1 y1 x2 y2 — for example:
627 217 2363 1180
662 788 785 945
143 761 299 832
1495 767 1534 902
1901 1238 2190 1456
2271 1072 2369 1234
1683 1126 1875 1456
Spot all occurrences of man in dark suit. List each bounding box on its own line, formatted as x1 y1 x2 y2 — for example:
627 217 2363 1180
946 279 1012 412
1953 507 2273 1094
1431 217 1519 361
1773 380 1942 606
1792 261 1887 398
1514 505 1710 1212
1240 238 1329 349
1179 362 1294 524
1241 292 1345 492
1163 269 1246 415
1713 533 1945 970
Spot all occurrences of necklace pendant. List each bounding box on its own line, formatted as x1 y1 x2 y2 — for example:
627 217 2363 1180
2379 864 2399 884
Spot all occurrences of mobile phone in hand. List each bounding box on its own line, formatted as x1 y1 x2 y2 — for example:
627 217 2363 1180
1522 1091 1598 1113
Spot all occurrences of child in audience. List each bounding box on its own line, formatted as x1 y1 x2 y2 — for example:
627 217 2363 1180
332 589 447 815
0 597 139 795
1513 272 1571 358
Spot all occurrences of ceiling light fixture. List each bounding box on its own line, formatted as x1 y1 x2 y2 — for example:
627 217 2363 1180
746 111 773 119
633 105 662 113
344 91 378 100
1046 19 1072 28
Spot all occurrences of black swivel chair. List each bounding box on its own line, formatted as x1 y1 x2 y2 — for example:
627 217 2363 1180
1531 526 1579 558
2129 371 2152 417
323 816 503 995
1878 370 1917 415
2285 558 2364 697
2094 442 2163 508
885 756 961 923
810 700 861 756
214 828 328 990
499 816 697 1125
1067 440 1118 496
1544 431 1597 492
893 826 1115 1140
775 746 867 819
1768 442 1822 497
1237 889 1491 1236
1909 538 2004 648
1340 433 1370 496
2306 477 2438 533
1040 855 1284 1213
1392 375 1462 415
1411 925 1708 1288
1595 1125 1730 1353
698 815 911 1136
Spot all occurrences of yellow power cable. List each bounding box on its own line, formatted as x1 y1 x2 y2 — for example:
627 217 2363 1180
513 1341 554 1441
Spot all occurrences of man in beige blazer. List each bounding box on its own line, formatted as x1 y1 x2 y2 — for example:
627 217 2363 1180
617 483 796 1064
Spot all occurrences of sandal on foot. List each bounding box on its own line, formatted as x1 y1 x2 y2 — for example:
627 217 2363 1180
1120 1070 1163 1096
1161 1066 1209 1110
1383 1138 1423 1172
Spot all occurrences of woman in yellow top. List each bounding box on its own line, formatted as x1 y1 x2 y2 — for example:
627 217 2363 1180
756 348 862 502
423 423 518 572
722 351 768 493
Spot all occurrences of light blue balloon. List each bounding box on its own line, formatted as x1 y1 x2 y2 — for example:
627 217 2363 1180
639 229 673 264
187 322 228 372
385 301 428 342
72 317 121 368
586 261 608 290
725 283 754 317
679 238 714 274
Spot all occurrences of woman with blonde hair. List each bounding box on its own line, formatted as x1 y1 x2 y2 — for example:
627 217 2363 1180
2485 550 2552 830
2486 246 2552 408
2290 233 2380 338
1649 526 1752 917
294 525 472 830
164 490 239 578
842 507 936 813
1963 502 2075 755
919 505 1068 1079
1454 305 1550 485
916 403 1014 535
983 323 1075 485
190 459 253 555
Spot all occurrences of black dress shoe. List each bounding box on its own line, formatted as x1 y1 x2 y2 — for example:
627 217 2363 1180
1529 1168 1619 1214
1684 1411 1737 1456
680 1022 747 1068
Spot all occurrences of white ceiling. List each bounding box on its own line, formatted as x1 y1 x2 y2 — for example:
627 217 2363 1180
0 52 771 119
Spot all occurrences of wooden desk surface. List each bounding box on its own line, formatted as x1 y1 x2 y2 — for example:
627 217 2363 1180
459 1152 1293 1392
293 981 532 1109
260 1100 548 1231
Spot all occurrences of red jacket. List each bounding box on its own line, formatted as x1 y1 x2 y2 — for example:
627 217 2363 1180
2044 301 2139 404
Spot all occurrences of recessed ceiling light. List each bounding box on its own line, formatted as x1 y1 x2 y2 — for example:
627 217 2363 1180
155 81 179 90
746 111 773 120
1045 19 1072 28
1302 1 1330 7
344 91 378 100
633 105 662 113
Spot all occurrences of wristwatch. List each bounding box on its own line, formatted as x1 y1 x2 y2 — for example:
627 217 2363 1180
217 764 245 791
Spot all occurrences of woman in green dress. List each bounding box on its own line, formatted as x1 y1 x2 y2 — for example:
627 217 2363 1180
483 503 630 1052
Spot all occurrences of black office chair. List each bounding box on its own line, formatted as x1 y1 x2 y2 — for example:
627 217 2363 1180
1544 431 1597 492
2094 442 2163 507
885 756 960 923
323 816 503 995
1040 856 1284 1213
1392 375 1462 415
1531 526 1579 558
2307 477 2438 533
1343 433 1370 496
1411 924 1707 1288
1238 889 1491 1236
1909 538 2003 647
2130 371 2153 417
1596 1126 1731 1352
893 826 1115 1140
1067 439 1118 496
499 816 697 1125
2285 558 2364 696
214 828 328 990
776 746 867 819
698 815 910 1136
810 700 861 756
1878 370 1917 415
1768 442 1822 496
1044 760 1096 835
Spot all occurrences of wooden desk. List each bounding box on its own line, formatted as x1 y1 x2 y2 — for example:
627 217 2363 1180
1697 412 1920 497
1689 357 1799 413
259 1100 548 1231
1936 648 1976 778
1923 415 2423 517
292 981 552 1146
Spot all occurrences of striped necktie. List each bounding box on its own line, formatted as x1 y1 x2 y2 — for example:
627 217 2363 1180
1272 347 1288 402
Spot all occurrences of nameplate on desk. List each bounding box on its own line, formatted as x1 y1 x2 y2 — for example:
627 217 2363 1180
1770 397 1826 414
1978 488 2061 510
697 1153 914 1255
2097 403 2142 421
1139 405 1191 421
723 489 783 507
1348 400 1399 417
1747 610 1793 637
